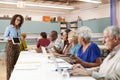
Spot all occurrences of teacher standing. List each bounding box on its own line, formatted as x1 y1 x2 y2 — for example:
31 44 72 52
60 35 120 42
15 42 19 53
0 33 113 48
4 14 24 80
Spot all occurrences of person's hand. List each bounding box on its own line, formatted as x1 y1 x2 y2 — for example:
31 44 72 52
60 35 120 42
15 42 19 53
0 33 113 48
7 38 18 45
69 54 76 59
70 55 82 63
35 47 42 53
8 38 12 42
72 64 82 69
52 52 60 56
70 64 92 76
51 46 58 52
74 57 82 63
25 48 28 51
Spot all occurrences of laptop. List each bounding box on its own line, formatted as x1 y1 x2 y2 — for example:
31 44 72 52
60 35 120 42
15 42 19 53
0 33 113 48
41 46 47 53
59 54 75 65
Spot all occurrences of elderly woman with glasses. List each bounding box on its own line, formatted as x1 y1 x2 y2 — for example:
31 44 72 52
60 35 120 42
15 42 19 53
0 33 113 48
70 26 102 68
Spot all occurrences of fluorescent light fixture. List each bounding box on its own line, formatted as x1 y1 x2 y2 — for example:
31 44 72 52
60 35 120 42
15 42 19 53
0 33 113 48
0 1 74 10
26 4 74 9
0 7 65 14
77 0 102 3
0 1 16 5
17 1 25 8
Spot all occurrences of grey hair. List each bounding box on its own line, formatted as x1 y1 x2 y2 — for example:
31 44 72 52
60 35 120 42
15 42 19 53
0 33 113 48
104 26 120 37
78 26 92 41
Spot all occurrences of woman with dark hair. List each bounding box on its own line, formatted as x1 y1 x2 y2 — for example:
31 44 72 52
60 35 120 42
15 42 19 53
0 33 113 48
4 14 24 80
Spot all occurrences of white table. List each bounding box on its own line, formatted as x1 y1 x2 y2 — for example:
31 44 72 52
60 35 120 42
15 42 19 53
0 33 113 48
10 51 96 80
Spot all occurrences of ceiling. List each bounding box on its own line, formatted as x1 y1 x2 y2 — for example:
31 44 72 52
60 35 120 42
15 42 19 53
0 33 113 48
0 0 110 14
2 0 109 5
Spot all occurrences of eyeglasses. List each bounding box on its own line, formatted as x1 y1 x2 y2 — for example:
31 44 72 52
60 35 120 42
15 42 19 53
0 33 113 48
16 19 21 21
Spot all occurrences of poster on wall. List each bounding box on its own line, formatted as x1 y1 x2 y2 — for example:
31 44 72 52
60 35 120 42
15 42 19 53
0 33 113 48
42 16 51 22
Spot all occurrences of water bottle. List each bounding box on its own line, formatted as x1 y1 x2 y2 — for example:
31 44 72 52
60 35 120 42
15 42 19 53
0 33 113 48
61 68 70 80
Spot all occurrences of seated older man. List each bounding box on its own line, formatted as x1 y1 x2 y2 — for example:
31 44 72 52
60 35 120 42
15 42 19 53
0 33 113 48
47 30 64 53
70 26 120 80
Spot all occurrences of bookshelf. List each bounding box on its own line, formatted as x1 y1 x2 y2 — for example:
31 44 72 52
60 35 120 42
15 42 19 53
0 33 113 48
60 21 79 32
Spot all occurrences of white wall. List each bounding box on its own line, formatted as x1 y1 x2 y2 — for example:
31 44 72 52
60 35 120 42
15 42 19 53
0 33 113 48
116 0 120 28
0 8 66 21
65 4 110 22
0 3 110 22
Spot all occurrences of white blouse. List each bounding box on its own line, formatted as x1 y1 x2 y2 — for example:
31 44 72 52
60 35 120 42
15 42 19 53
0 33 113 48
92 44 120 80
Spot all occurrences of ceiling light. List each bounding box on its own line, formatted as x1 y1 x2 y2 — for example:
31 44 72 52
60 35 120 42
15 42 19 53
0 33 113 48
0 1 74 10
17 1 25 8
0 7 65 14
26 3 74 10
0 1 16 5
77 0 102 3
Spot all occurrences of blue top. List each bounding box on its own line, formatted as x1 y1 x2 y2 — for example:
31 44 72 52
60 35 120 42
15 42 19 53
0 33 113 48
77 42 101 63
69 43 80 56
4 25 21 40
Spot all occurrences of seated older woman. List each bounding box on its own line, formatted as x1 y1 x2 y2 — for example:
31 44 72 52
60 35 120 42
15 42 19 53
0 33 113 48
53 31 80 57
64 31 80 56
70 26 102 68
70 26 120 80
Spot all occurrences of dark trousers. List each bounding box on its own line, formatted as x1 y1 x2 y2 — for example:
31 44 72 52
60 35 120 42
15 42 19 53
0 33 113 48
5 41 20 80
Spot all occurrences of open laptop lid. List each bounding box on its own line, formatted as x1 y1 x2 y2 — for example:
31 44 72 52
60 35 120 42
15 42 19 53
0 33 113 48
41 46 47 53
